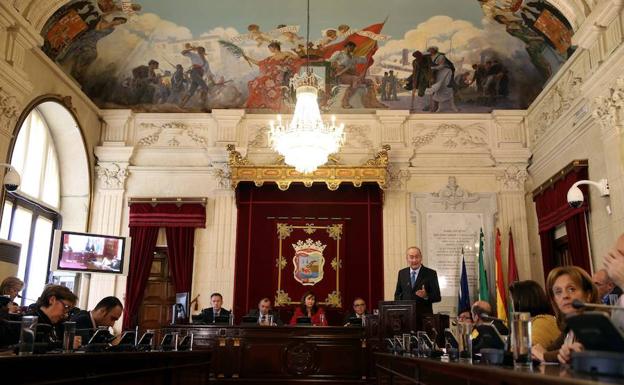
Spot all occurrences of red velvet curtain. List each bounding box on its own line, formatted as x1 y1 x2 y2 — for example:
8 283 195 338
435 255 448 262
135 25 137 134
122 226 159 329
234 182 384 325
166 227 195 293
123 203 206 329
533 164 590 281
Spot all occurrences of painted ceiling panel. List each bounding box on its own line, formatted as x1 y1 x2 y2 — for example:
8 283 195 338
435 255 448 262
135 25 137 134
40 0 574 113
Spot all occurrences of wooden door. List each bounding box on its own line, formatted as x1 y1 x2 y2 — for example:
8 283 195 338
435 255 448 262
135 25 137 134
137 247 175 331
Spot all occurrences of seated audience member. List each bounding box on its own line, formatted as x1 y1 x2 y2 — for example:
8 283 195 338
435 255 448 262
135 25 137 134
25 285 78 350
70 296 123 333
531 266 599 364
0 276 24 314
593 268 622 304
343 297 368 325
457 308 473 323
0 296 20 347
246 297 283 326
290 291 327 326
509 280 559 348
603 233 624 331
195 293 230 324
471 300 492 326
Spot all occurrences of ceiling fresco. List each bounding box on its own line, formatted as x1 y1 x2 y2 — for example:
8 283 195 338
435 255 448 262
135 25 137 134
41 0 574 113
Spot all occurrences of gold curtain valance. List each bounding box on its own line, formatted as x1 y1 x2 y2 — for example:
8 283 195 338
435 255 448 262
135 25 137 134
227 145 391 191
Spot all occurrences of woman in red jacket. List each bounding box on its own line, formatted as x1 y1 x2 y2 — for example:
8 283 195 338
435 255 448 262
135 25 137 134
290 291 327 326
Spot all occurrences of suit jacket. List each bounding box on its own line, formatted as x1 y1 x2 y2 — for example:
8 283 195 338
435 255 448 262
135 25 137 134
394 265 441 313
194 307 231 324
342 311 368 325
245 308 284 326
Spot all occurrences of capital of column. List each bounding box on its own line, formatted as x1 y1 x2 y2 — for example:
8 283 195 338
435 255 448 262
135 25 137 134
496 164 528 192
212 109 245 145
592 78 624 132
94 146 134 190
100 110 134 144
375 110 409 147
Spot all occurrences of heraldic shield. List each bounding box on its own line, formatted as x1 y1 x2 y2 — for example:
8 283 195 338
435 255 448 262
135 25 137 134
274 220 345 307
292 239 326 285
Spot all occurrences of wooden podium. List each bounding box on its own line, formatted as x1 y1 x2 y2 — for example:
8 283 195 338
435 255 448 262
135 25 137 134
378 301 449 346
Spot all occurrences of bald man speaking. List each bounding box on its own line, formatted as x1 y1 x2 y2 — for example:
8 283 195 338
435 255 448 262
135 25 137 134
394 246 441 313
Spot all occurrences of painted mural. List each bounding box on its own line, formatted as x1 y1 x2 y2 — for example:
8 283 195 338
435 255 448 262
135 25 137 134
41 0 574 113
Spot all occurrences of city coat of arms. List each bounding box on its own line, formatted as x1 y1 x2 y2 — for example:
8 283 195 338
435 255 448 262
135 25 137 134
292 239 326 286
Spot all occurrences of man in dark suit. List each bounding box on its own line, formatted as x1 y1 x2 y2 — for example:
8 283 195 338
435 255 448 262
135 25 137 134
343 297 368 325
245 297 283 326
194 292 231 324
394 246 441 313
71 296 123 331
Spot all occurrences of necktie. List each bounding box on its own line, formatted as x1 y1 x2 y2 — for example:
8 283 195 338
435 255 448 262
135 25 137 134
411 270 416 287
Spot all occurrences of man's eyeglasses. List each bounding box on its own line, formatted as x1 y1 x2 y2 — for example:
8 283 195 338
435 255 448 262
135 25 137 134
354 303 366 307
59 300 73 313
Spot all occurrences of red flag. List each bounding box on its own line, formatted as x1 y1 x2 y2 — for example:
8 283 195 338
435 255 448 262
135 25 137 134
321 21 386 75
495 228 507 321
508 228 519 283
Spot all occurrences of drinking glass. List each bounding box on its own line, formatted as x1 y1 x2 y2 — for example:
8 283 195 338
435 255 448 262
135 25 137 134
417 331 431 357
510 312 532 367
318 313 326 326
457 321 473 361
19 315 38 356
402 333 412 356
63 321 76 353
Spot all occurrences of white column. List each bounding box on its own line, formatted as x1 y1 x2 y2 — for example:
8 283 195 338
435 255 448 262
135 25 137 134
383 189 410 300
496 165 532 281
193 188 237 311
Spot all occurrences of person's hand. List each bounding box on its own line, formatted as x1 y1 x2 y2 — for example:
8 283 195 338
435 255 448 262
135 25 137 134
558 342 583 364
415 285 427 298
604 248 624 289
7 302 20 314
531 344 546 362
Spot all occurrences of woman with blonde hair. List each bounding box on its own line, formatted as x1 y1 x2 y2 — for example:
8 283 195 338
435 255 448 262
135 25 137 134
531 266 599 363
0 276 24 313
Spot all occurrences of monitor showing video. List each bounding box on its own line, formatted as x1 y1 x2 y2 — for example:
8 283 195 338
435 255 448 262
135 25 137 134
51 230 130 275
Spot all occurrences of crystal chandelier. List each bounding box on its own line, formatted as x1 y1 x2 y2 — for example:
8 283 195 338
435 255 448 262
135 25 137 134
268 0 344 174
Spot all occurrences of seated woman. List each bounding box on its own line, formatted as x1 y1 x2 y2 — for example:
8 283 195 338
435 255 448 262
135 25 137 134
289 291 328 326
509 280 559 348
531 266 599 363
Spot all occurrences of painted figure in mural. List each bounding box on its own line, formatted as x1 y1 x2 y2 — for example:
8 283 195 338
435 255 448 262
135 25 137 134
169 64 188 104
388 70 398 101
180 45 214 108
380 72 389 101
247 24 273 46
276 24 303 45
470 63 487 94
244 41 301 111
328 42 369 109
425 46 458 112
130 59 161 104
494 14 558 81
316 29 338 49
409 51 432 111
57 16 127 82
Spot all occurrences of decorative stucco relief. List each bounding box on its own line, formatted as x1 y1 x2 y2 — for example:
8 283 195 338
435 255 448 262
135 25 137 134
210 162 232 190
344 124 375 152
592 77 624 129
411 123 488 149
248 124 269 148
386 163 411 190
532 70 584 142
496 164 528 192
136 121 209 148
0 87 19 134
431 176 480 210
95 162 128 190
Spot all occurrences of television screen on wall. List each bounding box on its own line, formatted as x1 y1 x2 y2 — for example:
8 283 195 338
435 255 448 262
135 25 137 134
50 230 130 275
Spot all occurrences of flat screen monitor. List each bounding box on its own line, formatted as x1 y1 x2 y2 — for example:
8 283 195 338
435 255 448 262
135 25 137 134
50 230 130 275
175 292 190 319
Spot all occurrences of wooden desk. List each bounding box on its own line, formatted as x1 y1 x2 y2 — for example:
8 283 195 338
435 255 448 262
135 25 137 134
1 350 210 385
166 325 370 384
374 352 624 385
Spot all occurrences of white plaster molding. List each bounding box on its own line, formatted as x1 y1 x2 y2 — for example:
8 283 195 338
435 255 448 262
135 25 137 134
344 124 376 152
592 77 624 130
573 0 624 48
100 109 133 144
95 162 129 190
386 163 411 190
212 109 245 144
376 110 409 146
209 162 232 190
136 121 210 148
0 87 19 137
496 164 528 192
429 176 480 210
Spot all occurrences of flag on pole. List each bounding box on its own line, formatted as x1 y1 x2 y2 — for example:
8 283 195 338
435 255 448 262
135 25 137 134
478 228 490 302
508 228 519 284
458 248 471 312
495 229 508 322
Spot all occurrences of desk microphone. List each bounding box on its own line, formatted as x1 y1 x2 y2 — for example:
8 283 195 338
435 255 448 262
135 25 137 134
17 294 37 302
571 299 624 311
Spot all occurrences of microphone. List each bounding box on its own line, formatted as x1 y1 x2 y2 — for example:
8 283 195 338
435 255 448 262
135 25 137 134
571 299 624 311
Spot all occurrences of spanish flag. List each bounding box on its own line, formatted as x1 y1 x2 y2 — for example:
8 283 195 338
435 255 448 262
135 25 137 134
495 228 508 322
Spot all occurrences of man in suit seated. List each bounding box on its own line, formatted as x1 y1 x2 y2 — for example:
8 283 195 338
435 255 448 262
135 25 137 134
394 246 441 314
343 297 368 326
245 297 283 326
194 292 231 324
70 296 123 340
